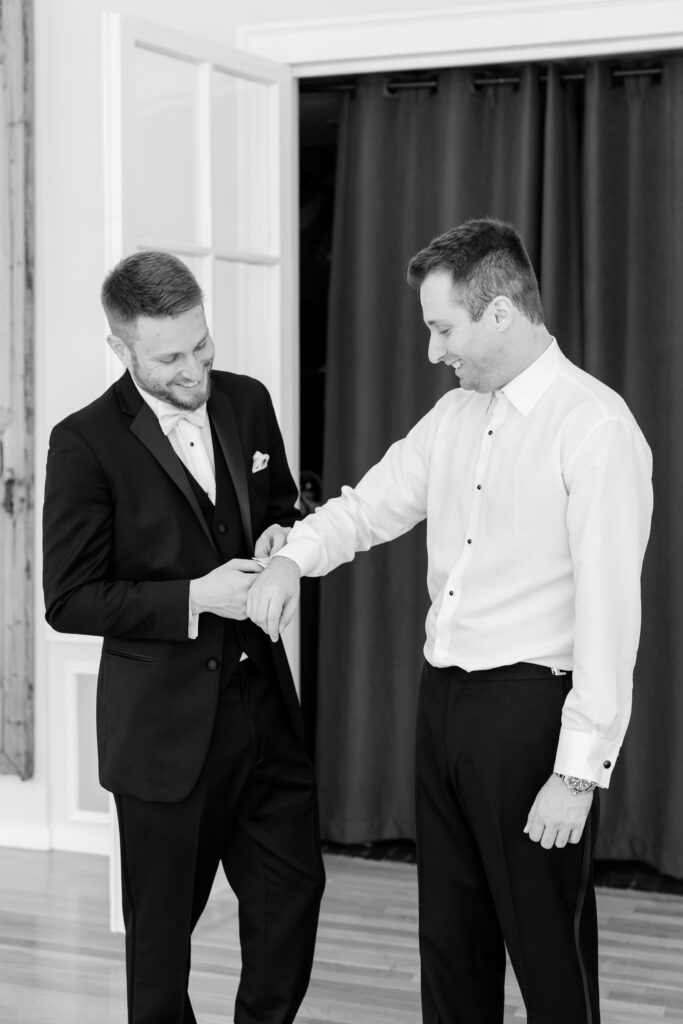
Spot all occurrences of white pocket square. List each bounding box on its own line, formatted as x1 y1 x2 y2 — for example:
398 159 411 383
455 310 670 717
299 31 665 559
252 451 270 473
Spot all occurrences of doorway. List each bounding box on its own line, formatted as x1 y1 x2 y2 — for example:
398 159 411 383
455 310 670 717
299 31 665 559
295 56 683 880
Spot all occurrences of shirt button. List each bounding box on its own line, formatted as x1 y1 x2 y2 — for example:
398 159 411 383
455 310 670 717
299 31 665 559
488 430 493 436
603 760 611 769
467 538 472 544
449 590 454 596
217 523 227 534
476 485 482 490
207 658 219 671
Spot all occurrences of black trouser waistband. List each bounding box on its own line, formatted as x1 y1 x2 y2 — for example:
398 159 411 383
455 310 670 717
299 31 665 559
428 661 572 682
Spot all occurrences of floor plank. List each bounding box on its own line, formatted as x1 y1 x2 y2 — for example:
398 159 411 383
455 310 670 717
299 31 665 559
0 849 682 1023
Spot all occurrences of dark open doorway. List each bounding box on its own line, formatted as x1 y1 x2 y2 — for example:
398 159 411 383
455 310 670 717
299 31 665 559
296 58 683 882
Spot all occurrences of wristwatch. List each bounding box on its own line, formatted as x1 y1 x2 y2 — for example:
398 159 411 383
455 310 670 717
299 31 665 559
554 773 596 796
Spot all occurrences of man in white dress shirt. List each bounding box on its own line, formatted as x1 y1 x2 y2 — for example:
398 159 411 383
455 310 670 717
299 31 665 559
247 219 653 1023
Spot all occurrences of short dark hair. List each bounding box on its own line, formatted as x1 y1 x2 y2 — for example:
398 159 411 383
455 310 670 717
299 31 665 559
407 218 544 324
101 251 203 342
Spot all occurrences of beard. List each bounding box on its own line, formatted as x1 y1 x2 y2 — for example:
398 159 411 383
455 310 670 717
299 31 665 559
130 352 213 411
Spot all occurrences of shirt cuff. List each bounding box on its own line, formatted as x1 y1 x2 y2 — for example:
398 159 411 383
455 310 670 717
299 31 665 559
188 597 199 640
553 726 620 788
277 534 325 576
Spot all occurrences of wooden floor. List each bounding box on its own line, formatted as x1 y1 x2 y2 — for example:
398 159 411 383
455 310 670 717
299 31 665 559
1 848 682 1023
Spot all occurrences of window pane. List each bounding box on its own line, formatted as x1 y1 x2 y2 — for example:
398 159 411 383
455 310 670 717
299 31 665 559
212 70 273 254
134 47 202 244
212 260 274 387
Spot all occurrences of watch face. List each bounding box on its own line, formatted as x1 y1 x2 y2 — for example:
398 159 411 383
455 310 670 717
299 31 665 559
562 775 595 793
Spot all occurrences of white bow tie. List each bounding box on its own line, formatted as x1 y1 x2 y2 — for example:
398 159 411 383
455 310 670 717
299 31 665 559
158 404 207 437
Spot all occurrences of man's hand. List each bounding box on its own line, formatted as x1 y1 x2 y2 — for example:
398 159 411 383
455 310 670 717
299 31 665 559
246 556 301 642
190 559 262 621
254 524 292 559
524 774 593 850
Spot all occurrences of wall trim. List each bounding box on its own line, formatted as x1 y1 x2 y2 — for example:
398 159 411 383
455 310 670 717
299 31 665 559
64 661 108 820
0 823 51 850
50 820 110 856
237 0 683 76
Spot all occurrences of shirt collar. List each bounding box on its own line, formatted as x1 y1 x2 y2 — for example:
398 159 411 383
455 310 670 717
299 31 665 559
499 338 561 417
132 377 207 426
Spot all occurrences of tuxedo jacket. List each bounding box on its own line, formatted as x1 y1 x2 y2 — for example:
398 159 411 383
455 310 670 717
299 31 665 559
43 370 302 802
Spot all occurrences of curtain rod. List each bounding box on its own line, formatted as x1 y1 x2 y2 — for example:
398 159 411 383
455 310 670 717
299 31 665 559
301 65 663 96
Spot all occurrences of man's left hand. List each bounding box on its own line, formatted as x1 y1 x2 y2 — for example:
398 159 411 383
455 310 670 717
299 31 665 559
247 555 301 642
254 524 291 559
524 774 593 850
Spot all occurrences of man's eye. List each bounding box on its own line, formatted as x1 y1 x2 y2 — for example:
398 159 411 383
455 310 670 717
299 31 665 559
162 355 178 364
195 338 207 350
438 328 451 338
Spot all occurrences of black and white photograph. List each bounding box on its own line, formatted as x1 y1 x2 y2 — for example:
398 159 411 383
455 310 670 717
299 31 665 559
1 1 683 1022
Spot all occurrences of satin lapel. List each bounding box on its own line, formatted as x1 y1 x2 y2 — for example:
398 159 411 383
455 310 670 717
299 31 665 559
208 390 254 553
129 402 219 555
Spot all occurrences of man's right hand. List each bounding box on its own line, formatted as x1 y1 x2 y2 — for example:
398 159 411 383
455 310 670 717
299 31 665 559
190 559 263 620
246 556 302 642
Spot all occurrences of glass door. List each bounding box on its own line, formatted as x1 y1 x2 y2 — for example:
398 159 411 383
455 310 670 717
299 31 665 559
102 14 297 930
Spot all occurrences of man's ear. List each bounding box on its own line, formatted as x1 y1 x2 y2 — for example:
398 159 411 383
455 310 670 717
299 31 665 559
107 333 132 369
490 296 515 331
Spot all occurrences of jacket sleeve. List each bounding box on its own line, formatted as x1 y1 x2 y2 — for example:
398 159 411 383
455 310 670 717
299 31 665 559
42 423 191 641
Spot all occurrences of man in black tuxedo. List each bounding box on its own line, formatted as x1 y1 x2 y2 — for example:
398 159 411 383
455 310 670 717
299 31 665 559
42 251 325 1024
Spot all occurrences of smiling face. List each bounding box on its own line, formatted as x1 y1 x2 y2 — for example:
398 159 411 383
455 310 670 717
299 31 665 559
109 304 214 410
419 270 512 393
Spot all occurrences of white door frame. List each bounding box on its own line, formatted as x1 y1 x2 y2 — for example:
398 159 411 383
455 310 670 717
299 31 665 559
237 1 683 76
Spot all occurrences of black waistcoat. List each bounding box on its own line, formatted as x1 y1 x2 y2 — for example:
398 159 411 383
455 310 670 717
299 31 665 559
180 418 276 680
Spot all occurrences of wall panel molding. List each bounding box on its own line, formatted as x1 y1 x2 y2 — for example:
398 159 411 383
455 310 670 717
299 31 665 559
45 642 110 856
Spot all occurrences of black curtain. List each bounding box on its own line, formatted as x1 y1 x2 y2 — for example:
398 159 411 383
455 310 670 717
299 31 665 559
313 56 683 877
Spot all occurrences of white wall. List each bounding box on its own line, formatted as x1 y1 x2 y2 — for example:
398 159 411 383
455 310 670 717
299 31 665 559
2 0 680 854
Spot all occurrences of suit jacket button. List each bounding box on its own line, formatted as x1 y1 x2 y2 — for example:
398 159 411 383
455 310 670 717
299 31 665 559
207 658 219 671
603 760 611 769
217 523 227 534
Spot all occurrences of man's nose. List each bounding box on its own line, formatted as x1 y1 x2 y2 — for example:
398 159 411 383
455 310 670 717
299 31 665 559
181 353 204 378
428 335 444 364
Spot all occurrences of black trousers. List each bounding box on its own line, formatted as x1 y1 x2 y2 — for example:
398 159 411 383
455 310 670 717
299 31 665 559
114 658 325 1024
415 661 600 1024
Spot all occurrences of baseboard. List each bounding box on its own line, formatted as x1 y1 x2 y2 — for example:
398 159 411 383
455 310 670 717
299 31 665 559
0 823 52 851
50 820 110 856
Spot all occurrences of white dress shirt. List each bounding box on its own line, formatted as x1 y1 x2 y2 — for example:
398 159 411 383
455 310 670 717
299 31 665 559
133 382 214 639
279 341 653 787
133 381 216 501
